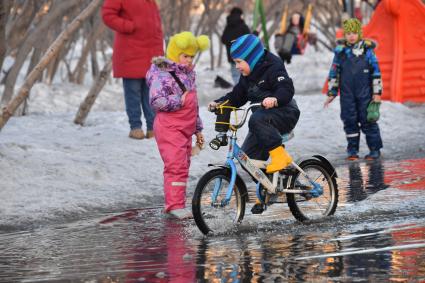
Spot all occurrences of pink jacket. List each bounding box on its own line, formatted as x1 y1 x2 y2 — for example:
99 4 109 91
146 57 203 133
101 0 164 78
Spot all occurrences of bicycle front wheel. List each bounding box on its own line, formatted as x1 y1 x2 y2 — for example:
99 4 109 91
192 168 246 235
287 159 338 222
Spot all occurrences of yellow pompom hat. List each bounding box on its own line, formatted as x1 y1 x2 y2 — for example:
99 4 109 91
166 31 210 63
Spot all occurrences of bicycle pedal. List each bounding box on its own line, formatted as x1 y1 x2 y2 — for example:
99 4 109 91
251 203 265 214
301 193 313 200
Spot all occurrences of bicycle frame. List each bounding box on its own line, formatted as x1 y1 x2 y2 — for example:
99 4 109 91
229 133 276 191
211 103 324 206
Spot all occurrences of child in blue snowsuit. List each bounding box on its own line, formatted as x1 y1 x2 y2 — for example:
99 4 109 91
324 18 383 160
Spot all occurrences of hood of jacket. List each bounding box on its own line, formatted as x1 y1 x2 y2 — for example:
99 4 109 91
335 38 377 49
150 56 194 73
147 56 196 94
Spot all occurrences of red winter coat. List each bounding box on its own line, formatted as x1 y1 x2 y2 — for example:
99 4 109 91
102 0 164 78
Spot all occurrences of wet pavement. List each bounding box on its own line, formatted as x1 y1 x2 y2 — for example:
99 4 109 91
1 158 425 282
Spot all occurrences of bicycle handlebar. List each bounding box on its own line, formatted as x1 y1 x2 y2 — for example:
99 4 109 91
232 103 262 129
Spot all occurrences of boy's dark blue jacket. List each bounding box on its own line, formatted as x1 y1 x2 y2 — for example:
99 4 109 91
215 50 298 114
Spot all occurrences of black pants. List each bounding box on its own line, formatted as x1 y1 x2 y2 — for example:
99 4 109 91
241 107 299 160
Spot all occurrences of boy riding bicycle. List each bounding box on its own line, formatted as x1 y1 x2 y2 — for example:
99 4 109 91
209 34 300 212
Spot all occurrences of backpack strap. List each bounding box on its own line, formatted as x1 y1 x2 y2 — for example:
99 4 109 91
169 71 187 93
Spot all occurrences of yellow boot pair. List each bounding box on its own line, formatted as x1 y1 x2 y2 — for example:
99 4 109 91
266 146 292 173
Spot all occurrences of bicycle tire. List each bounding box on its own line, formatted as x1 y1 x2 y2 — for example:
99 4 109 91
192 168 247 235
287 159 338 222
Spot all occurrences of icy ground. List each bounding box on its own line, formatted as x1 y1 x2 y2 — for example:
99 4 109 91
1 48 424 230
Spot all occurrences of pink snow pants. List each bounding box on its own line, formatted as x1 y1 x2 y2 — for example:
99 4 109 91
154 91 198 212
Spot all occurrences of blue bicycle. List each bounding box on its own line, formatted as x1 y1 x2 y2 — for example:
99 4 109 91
192 103 338 235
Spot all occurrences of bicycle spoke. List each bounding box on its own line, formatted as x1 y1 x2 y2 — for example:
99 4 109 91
193 169 245 235
287 161 338 221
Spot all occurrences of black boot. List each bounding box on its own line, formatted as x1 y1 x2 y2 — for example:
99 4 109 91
251 202 265 214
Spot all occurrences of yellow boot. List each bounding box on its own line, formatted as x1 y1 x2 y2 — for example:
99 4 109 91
266 146 292 173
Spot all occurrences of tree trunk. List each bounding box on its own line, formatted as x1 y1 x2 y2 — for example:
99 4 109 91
74 59 112 126
194 10 206 36
25 37 50 80
1 0 79 106
70 20 105 84
0 1 10 75
40 15 67 84
5 0 39 53
46 37 77 85
0 0 103 131
213 29 223 68
90 45 100 79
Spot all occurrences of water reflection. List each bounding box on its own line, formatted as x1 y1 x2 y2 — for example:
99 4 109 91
193 233 346 282
1 207 424 282
195 236 254 282
193 224 425 282
343 227 392 281
390 225 425 280
1 159 425 282
384 158 425 190
346 160 389 202
99 210 196 283
190 159 425 282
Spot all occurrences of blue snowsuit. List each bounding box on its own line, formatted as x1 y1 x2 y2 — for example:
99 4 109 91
327 39 383 154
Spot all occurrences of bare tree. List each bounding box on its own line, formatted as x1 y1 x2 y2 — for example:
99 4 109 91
0 1 11 74
159 0 194 39
0 0 103 131
1 0 80 105
0 0 362 125
5 1 44 54
312 0 344 50
69 18 106 84
74 59 112 125
89 45 100 78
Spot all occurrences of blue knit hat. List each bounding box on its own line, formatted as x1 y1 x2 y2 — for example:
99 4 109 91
230 34 265 71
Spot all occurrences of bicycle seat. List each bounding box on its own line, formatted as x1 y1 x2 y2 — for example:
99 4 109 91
281 131 294 143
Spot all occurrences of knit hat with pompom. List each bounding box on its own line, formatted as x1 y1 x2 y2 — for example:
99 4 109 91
343 18 363 39
166 31 210 63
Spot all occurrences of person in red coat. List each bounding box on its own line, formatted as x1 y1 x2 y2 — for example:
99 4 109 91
102 0 164 139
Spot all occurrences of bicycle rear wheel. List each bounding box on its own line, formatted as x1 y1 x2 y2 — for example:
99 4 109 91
287 159 338 221
192 168 246 235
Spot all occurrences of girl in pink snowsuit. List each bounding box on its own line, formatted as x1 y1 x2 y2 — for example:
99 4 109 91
146 32 210 219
